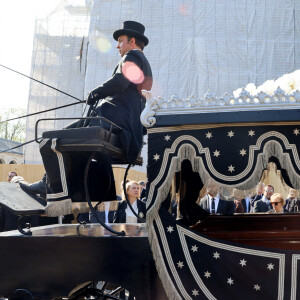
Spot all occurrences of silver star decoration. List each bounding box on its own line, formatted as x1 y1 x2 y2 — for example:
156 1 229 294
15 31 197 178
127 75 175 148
239 259 247 267
213 251 220 259
294 129 300 136
213 150 220 157
239 149 247 156
164 135 171 141
177 261 184 269
227 130 235 138
192 289 199 296
227 277 234 285
254 284 261 291
166 226 174 233
248 130 255 137
153 154 160 161
204 271 211 278
206 132 213 139
191 245 198 252
228 165 235 173
267 263 274 270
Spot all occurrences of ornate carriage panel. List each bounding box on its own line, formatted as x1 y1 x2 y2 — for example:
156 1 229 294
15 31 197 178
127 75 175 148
142 90 300 299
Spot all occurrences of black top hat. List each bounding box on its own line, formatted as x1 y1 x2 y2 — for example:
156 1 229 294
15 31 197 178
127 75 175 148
113 21 149 46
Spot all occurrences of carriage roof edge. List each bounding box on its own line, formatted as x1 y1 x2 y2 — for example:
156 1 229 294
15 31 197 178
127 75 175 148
141 88 300 128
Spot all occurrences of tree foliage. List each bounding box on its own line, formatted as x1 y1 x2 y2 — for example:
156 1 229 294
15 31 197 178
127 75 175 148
0 108 26 143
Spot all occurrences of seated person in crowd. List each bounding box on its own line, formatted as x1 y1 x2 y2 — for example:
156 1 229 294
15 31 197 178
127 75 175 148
230 188 247 213
113 180 146 223
269 193 289 213
242 195 251 213
7 171 24 183
138 180 147 200
285 188 300 212
199 180 234 215
253 184 274 213
250 182 265 211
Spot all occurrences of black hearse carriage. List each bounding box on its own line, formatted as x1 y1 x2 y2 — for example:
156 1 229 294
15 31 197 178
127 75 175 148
1 87 300 299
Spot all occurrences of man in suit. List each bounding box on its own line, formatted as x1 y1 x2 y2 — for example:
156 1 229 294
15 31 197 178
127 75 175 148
199 180 234 215
253 184 274 212
138 180 147 199
285 188 300 212
250 182 265 211
241 197 251 213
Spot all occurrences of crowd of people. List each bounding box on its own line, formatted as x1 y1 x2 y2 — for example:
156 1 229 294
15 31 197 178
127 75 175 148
7 169 300 224
6 170 148 229
197 181 300 216
236 183 300 214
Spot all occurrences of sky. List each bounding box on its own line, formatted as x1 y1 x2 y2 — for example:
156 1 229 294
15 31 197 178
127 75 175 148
0 0 61 112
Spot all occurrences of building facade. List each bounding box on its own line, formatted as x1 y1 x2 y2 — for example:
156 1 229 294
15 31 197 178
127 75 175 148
0 138 23 164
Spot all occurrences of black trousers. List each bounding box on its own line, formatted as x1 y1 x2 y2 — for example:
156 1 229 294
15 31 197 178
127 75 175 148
40 128 117 203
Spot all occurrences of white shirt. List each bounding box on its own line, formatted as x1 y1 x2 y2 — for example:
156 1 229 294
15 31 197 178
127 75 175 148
262 195 270 204
10 176 24 183
104 202 110 223
208 194 219 213
125 200 138 223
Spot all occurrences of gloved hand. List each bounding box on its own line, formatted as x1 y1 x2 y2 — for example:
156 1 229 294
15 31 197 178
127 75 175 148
86 89 101 105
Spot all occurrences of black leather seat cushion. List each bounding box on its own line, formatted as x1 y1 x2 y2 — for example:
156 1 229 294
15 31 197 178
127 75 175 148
42 126 121 148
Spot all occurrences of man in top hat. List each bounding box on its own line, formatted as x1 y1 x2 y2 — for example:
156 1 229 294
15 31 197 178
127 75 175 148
20 21 152 201
87 20 153 162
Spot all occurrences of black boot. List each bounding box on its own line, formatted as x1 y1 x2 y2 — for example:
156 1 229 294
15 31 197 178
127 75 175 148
19 174 47 197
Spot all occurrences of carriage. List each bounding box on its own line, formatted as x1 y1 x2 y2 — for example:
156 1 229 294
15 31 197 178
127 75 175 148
1 85 300 299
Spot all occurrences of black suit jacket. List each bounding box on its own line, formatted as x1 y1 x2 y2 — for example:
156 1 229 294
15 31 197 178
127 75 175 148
113 199 146 223
241 198 251 213
250 194 263 208
253 200 272 212
140 188 146 199
199 196 234 215
285 198 300 212
90 50 153 162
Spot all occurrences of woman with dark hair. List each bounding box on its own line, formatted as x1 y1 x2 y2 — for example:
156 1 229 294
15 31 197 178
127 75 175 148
113 180 146 223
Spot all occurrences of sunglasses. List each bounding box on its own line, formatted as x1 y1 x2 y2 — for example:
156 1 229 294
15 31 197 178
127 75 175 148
270 201 283 206
265 189 273 192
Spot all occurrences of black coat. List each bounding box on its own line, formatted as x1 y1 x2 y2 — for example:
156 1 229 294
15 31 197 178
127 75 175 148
113 199 146 223
241 198 251 213
285 198 300 212
250 194 263 208
253 200 272 212
140 188 146 199
199 195 234 215
90 50 153 162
